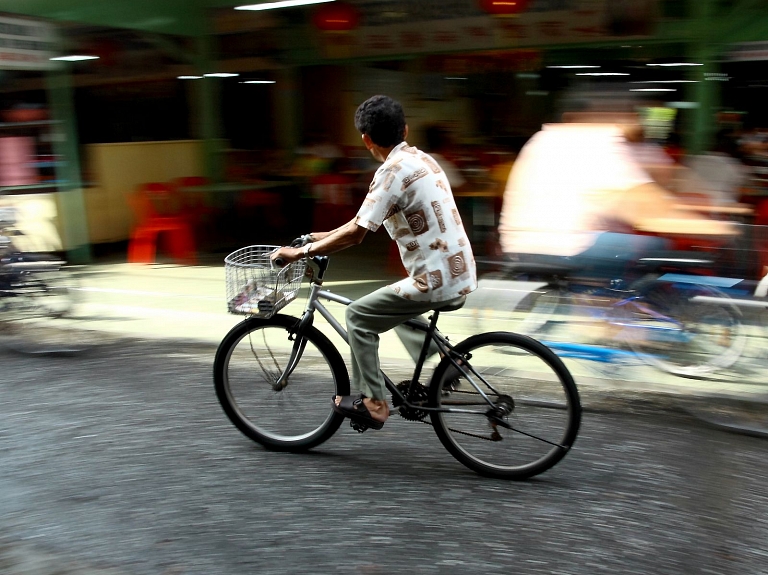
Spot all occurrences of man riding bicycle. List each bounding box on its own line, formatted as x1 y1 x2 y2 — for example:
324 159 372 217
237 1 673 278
271 95 477 430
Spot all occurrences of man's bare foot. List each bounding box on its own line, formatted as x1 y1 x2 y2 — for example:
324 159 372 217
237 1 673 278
334 395 389 424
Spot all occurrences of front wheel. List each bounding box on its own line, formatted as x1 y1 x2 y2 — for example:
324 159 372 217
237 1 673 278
214 314 350 451
620 279 745 376
428 332 581 480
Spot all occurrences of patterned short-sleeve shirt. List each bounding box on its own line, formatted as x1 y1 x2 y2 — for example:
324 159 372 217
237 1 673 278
355 142 477 302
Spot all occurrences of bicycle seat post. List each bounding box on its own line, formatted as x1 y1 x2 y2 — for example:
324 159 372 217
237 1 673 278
410 310 441 385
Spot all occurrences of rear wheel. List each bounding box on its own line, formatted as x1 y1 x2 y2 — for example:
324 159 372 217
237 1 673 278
214 314 350 451
428 332 581 480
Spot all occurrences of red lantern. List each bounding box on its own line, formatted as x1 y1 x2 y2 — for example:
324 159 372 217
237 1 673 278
313 2 361 32
478 0 531 17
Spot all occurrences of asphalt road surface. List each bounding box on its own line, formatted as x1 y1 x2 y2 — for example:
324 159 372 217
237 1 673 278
1 337 767 575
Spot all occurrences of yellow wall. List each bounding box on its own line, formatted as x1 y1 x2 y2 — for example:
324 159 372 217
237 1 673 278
84 140 206 243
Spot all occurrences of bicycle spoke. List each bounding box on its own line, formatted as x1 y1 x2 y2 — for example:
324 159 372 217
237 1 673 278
430 332 580 479
491 418 571 450
214 317 349 450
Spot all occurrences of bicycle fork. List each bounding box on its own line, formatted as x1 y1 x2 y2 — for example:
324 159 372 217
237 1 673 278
272 312 314 391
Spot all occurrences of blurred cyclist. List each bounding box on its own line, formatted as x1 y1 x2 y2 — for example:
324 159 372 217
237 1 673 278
498 111 732 281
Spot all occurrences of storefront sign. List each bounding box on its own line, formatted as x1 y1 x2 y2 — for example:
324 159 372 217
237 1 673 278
0 15 57 70
316 0 658 59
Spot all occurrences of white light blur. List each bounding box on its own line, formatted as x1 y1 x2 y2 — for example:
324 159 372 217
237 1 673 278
630 88 677 92
50 55 99 61
547 65 600 69
631 80 698 83
235 0 334 10
647 63 703 67
204 73 240 78
575 72 630 76
445 77 468 80
178 75 203 80
241 80 277 84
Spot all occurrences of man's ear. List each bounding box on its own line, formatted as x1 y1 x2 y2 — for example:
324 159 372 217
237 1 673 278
404 124 409 140
361 133 374 150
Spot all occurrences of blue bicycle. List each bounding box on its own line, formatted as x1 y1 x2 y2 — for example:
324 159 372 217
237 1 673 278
471 254 746 377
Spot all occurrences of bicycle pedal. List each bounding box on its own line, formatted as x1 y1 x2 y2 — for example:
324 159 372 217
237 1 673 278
349 420 369 433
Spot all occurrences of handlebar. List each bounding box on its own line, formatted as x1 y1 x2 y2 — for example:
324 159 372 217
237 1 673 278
272 234 313 268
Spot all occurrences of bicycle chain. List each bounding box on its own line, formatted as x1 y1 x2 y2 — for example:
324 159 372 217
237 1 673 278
414 389 502 442
416 418 501 442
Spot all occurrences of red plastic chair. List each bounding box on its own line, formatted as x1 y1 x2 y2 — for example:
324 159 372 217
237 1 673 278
127 182 197 265
171 176 222 245
171 176 215 218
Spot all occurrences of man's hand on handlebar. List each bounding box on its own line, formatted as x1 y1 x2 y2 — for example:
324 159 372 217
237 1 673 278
270 246 302 267
270 234 313 267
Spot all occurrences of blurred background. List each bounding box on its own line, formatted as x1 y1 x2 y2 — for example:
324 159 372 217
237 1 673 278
0 0 766 270
2 6 768 570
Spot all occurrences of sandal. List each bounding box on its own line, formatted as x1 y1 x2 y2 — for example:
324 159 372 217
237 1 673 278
332 394 385 430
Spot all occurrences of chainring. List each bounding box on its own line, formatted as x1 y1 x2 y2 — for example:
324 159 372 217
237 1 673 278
391 380 430 421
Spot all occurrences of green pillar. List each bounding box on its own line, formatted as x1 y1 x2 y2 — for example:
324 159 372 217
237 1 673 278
273 67 301 153
45 66 92 264
685 48 719 155
194 32 226 183
684 0 719 155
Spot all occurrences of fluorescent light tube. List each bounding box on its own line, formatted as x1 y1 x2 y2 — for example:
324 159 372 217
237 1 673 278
50 55 99 61
236 0 334 10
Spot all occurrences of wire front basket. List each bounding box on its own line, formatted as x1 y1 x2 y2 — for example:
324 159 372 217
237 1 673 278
225 245 307 318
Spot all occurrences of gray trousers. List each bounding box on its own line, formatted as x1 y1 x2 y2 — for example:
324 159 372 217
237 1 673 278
345 286 463 400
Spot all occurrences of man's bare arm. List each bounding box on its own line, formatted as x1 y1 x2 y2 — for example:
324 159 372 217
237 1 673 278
615 183 736 237
270 218 368 264
306 221 350 242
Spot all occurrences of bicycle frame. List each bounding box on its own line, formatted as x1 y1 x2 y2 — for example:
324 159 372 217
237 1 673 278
273 257 502 417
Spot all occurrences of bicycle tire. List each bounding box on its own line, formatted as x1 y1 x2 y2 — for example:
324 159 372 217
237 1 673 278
214 314 350 451
428 331 581 480
621 278 746 376
22 268 80 318
470 272 564 336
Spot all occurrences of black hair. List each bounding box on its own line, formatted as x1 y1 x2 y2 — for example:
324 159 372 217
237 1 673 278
354 95 406 147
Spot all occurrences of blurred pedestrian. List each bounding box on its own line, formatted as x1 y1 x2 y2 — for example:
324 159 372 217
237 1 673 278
683 130 748 206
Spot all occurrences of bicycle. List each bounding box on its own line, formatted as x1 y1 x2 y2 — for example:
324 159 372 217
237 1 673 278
0 206 81 353
213 242 581 480
469 254 746 377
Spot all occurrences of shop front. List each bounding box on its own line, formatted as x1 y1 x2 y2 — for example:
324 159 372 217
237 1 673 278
1 0 768 260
